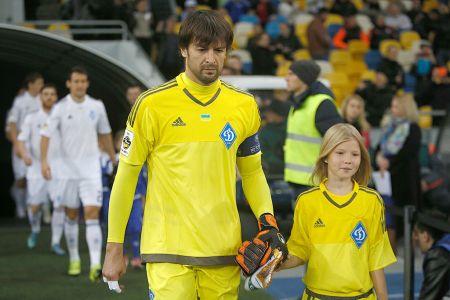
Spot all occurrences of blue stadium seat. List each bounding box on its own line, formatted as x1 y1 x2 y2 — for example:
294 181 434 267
265 20 281 39
403 73 417 92
327 24 342 39
239 14 260 24
364 50 382 70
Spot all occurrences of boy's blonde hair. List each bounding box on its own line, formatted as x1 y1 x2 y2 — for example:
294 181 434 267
340 94 371 131
312 123 371 186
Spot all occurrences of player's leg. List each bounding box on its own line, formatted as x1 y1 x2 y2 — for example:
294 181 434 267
146 263 197 300
26 179 46 249
125 199 143 268
61 180 81 275
196 265 240 300
11 153 27 218
48 180 65 255
80 178 103 282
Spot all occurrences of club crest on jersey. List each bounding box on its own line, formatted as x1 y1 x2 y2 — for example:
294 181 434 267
351 221 367 249
220 122 237 150
149 289 155 300
120 129 134 157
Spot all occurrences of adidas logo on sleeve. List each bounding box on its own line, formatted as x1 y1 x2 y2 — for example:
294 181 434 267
313 218 325 228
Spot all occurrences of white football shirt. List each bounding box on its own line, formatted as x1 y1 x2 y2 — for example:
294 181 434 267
8 92 41 131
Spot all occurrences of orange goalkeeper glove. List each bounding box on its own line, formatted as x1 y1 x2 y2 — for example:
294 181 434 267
255 213 288 262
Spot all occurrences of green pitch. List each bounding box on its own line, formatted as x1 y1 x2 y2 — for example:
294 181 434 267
0 223 274 300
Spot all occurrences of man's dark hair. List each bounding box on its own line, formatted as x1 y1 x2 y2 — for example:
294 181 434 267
40 83 58 93
414 211 447 242
23 72 43 87
68 65 89 80
178 10 233 50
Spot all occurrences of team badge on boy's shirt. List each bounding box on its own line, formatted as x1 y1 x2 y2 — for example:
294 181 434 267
351 221 367 249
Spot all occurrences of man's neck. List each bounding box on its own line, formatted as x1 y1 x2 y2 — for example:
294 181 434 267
71 93 86 103
293 85 308 97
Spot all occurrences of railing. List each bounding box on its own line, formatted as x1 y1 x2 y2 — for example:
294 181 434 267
17 20 130 40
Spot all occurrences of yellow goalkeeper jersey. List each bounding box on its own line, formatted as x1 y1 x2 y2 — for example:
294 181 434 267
287 180 396 297
120 73 262 265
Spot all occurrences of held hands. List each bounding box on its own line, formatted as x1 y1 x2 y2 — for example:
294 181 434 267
236 213 288 278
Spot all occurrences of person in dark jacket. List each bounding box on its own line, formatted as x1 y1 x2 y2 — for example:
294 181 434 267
370 14 396 50
378 45 404 90
376 93 422 251
413 213 450 300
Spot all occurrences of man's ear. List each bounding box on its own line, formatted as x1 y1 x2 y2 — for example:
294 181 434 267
180 48 188 59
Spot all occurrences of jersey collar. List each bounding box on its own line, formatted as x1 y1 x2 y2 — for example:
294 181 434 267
319 179 359 209
179 73 221 107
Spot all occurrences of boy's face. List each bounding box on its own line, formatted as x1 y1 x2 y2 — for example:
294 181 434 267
41 87 58 110
180 40 227 85
413 224 431 253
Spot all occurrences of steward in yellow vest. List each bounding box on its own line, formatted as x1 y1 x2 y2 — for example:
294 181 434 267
284 60 342 196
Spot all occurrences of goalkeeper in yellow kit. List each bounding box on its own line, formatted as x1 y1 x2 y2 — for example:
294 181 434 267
102 10 287 299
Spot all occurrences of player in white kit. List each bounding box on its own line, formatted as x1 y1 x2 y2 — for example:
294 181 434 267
41 66 116 281
7 73 44 219
17 83 66 255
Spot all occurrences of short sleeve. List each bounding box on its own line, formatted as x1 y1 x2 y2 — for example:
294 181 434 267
119 102 154 166
368 199 397 271
248 99 261 137
40 105 60 138
97 101 112 135
17 115 31 142
7 101 20 124
287 197 311 262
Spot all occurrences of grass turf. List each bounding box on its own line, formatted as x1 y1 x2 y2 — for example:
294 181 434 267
0 223 274 300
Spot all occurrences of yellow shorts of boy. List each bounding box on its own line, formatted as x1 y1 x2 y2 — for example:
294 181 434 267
146 263 240 299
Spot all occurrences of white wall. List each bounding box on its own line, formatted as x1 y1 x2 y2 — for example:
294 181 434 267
0 0 24 23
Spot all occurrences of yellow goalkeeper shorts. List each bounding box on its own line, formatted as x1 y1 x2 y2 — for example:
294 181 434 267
146 262 240 300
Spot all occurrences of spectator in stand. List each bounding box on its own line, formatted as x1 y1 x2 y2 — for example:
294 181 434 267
384 2 412 31
255 0 275 26
378 45 404 90
259 100 290 176
150 0 176 26
413 213 450 300
407 0 426 31
423 67 450 127
274 22 302 60
132 0 152 56
247 23 265 49
376 94 421 250
224 0 251 23
225 54 246 75
356 71 394 127
370 14 396 50
333 14 369 49
154 16 184 80
278 0 299 24
340 95 371 149
307 8 331 60
362 0 381 19
330 0 358 17
433 3 450 66
249 33 277 75
411 42 437 106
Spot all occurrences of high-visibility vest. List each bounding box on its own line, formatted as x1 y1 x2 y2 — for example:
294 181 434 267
284 93 335 185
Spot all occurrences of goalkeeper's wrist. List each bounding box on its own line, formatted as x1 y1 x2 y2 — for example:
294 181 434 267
258 213 279 231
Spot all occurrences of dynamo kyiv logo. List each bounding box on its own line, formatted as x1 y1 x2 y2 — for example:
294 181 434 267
351 221 367 249
220 122 237 150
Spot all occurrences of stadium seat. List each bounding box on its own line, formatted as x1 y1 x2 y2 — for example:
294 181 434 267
239 14 260 24
265 20 281 39
20 23 36 29
329 50 352 72
400 31 421 50
234 22 254 49
379 39 401 56
398 50 415 72
346 61 368 89
293 13 313 25
356 14 373 34
325 14 344 26
323 72 352 106
419 105 433 128
327 24 342 40
352 0 364 10
293 49 311 60
275 54 287 63
295 23 309 46
422 0 439 12
315 60 333 76
276 61 292 76
364 50 382 70
348 40 369 61
361 70 376 81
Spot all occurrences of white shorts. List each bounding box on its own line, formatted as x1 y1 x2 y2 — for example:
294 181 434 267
27 178 63 207
59 178 102 208
12 152 26 180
